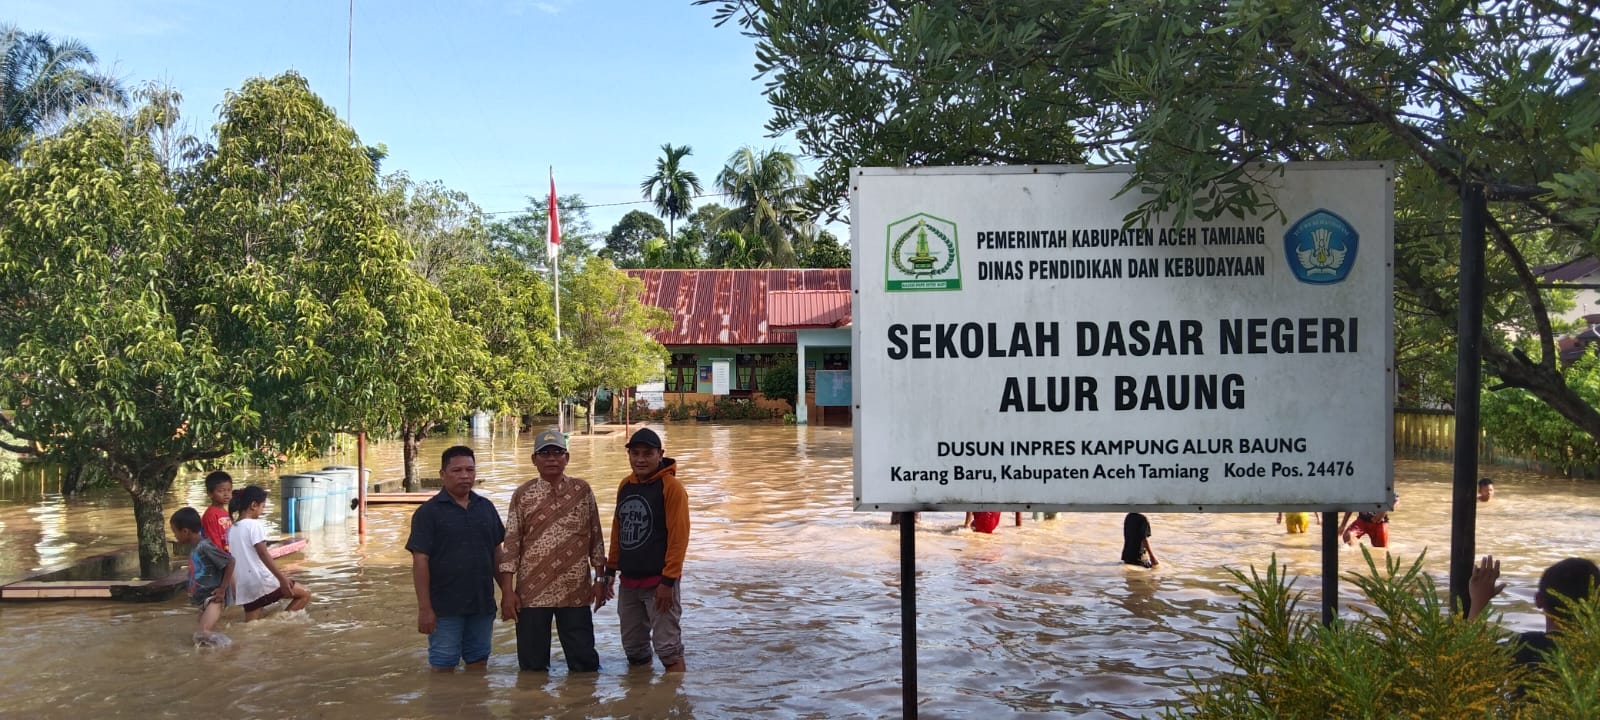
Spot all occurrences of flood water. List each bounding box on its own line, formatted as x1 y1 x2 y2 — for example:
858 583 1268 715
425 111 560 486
1 423 1598 719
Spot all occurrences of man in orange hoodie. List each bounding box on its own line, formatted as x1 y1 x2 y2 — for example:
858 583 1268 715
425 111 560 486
603 427 690 673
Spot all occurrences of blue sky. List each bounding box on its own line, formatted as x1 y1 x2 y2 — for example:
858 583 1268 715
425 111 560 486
8 0 797 240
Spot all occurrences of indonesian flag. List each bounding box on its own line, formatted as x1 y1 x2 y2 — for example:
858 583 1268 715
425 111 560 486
548 168 560 259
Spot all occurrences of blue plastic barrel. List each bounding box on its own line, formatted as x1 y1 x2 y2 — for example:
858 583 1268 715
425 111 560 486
278 474 326 533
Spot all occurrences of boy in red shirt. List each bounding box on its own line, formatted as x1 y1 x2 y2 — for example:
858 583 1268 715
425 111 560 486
201 471 234 552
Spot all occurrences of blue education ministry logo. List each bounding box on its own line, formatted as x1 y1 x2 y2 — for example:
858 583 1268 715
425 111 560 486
1283 209 1358 285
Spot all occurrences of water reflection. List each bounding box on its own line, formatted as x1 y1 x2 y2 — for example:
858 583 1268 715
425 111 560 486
0 425 1597 717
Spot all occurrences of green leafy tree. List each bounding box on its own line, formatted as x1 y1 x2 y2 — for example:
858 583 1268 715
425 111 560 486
603 209 668 267
640 143 704 240
715 145 809 267
559 258 671 433
800 229 850 269
0 23 125 162
703 0 1600 442
381 172 489 282
0 114 221 575
487 193 597 269
380 277 485 491
663 202 730 268
126 81 203 174
761 354 799 410
181 72 423 455
706 228 763 268
640 232 705 268
442 253 564 419
377 172 496 489
1482 342 1600 474
0 72 422 575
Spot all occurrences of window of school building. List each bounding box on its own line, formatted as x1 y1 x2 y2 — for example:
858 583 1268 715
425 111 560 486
667 352 697 393
736 352 780 391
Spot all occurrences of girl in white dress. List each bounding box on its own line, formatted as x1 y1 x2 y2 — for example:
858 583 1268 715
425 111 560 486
226 485 312 620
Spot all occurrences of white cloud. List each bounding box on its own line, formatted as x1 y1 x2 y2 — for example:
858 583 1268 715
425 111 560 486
504 0 569 15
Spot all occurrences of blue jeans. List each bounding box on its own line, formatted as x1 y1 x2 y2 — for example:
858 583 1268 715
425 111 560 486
428 612 495 669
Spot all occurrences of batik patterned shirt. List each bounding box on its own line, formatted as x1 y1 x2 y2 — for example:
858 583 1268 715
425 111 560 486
497 474 605 608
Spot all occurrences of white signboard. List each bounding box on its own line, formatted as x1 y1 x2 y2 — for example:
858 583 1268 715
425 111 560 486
711 360 731 396
852 164 1393 512
635 381 666 410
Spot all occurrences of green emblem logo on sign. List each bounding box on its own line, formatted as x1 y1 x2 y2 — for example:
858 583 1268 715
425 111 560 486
886 213 961 291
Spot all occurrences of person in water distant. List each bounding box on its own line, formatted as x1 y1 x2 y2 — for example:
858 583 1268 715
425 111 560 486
963 511 1002 534
1339 492 1396 548
1276 511 1318 534
1121 513 1159 568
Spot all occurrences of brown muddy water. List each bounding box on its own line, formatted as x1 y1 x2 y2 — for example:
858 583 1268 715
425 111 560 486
0 423 1597 719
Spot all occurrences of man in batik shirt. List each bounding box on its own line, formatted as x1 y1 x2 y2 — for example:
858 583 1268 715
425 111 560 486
496 427 608 672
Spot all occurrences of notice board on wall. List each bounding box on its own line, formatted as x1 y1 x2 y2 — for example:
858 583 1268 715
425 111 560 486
814 370 852 407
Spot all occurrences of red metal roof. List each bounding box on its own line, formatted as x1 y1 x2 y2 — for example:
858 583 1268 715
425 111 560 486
1536 257 1600 282
767 290 852 329
625 269 851 346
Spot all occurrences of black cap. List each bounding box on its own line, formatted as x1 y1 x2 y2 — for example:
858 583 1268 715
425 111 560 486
626 427 662 450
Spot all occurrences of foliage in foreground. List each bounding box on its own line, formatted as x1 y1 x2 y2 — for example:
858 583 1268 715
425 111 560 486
1166 550 1600 719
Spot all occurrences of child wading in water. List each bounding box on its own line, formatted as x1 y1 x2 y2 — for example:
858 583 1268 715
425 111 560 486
170 507 232 645
226 485 312 620
201 471 234 552
1121 513 1160 568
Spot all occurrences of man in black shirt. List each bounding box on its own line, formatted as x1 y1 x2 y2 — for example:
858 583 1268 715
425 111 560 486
406 445 507 672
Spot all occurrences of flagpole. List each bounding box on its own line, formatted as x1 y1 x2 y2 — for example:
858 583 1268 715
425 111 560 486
550 166 563 433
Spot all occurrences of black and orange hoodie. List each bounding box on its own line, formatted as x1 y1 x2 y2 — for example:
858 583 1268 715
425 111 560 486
607 457 690 585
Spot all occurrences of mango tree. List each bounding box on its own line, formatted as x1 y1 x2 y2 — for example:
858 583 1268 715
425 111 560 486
378 173 492 490
559 258 671 433
0 72 428 576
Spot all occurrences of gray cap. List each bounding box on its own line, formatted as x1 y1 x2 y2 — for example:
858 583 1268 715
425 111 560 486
534 427 567 452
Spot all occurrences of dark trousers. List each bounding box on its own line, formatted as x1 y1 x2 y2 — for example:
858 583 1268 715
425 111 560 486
515 606 600 672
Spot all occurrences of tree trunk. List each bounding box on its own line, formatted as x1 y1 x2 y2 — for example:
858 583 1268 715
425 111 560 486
131 487 170 579
1485 344 1600 441
107 459 180 579
61 463 90 496
588 392 597 434
402 426 421 492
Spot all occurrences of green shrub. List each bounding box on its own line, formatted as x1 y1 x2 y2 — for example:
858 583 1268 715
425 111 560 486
1164 548 1600 719
1481 343 1600 474
761 353 799 409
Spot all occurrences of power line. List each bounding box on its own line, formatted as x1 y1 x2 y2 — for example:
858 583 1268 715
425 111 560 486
481 184 807 217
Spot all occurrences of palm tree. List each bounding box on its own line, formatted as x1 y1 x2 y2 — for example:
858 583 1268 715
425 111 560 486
715 146 807 267
0 24 126 162
640 143 704 241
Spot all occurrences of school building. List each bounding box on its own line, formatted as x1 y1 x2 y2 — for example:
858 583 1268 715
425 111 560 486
625 268 853 424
